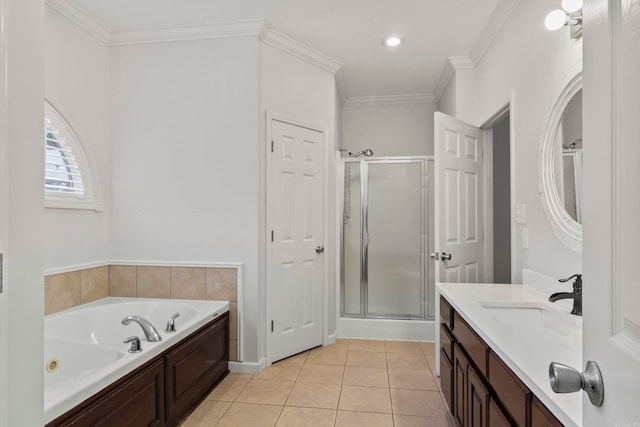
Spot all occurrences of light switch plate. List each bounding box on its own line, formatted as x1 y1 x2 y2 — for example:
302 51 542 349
516 204 526 224
522 228 529 249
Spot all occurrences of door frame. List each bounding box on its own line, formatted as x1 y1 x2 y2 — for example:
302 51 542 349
477 91 517 284
264 111 330 366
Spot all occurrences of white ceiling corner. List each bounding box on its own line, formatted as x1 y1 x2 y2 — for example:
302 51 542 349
45 0 111 45
469 0 522 65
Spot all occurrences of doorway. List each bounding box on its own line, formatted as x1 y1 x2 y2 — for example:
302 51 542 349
491 114 512 283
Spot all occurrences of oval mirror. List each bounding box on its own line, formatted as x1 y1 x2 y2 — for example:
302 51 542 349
539 72 582 253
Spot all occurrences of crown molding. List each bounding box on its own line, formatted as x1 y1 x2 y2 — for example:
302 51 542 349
45 0 111 45
344 93 437 107
469 0 521 65
335 69 348 105
434 56 474 100
110 19 264 46
259 23 342 74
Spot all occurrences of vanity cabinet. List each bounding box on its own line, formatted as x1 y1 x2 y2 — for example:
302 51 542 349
439 296 562 427
47 312 229 427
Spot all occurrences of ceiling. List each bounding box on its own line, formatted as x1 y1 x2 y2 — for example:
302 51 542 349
62 0 503 101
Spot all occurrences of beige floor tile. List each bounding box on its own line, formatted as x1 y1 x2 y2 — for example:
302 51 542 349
282 351 310 364
286 382 341 409
346 351 387 368
390 389 448 417
216 402 283 427
253 362 303 382
236 380 294 405
389 368 438 390
306 346 348 365
181 400 231 427
297 364 345 384
343 366 389 387
421 342 436 357
338 385 391 413
206 376 250 401
386 352 429 370
394 414 453 427
227 372 253 379
335 338 350 346
384 340 424 354
349 339 385 352
276 407 337 427
335 410 394 427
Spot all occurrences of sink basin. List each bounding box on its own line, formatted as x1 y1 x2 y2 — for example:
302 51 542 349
480 301 581 329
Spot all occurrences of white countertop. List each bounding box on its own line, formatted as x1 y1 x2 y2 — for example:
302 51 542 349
437 282 582 427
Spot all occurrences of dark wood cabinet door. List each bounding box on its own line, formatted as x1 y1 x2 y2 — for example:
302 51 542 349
531 397 564 427
51 359 165 427
440 348 454 414
488 398 511 427
453 343 469 426
165 312 229 425
467 365 489 427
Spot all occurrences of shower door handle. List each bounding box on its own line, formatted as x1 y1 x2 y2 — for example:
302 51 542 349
315 246 325 254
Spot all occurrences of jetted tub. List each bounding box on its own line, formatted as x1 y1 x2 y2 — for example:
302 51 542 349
44 297 229 423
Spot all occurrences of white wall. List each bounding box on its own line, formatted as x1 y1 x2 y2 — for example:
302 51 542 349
44 6 111 272
3 0 45 425
110 36 262 362
342 102 437 156
260 42 338 344
447 0 583 282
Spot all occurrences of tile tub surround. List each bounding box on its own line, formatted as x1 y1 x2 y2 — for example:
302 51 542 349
44 264 239 361
438 282 582 427
182 339 454 427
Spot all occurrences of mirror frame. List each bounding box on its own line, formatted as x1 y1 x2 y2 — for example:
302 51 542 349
539 71 583 253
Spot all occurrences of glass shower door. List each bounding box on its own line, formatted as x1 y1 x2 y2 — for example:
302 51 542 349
341 158 429 320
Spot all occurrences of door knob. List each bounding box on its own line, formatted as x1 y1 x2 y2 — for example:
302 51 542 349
315 246 325 254
549 361 604 406
430 252 440 261
441 252 452 261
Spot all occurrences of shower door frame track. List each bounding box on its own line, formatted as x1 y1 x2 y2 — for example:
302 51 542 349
340 156 431 321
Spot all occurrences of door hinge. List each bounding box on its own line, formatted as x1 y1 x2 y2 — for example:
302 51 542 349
271 320 274 332
271 230 274 242
271 140 274 153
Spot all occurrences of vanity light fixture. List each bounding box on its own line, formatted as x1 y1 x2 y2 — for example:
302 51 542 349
545 0 583 39
382 36 403 47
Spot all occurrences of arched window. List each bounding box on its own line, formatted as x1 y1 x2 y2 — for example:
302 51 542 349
44 101 102 211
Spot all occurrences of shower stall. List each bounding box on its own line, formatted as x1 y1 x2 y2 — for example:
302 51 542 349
339 155 435 336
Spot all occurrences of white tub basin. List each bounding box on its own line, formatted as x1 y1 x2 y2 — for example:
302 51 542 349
480 301 581 329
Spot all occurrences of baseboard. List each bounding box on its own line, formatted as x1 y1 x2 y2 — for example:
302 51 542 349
228 358 265 374
337 318 436 342
326 332 337 345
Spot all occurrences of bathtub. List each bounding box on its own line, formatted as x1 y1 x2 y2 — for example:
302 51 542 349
44 297 229 423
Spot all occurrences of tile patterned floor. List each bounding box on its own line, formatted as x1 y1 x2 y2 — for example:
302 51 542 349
181 339 455 427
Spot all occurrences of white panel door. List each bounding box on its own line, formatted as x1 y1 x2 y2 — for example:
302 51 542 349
580 0 640 424
434 112 484 283
269 120 324 363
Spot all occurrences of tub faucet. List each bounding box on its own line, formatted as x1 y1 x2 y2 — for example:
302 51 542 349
549 274 582 316
121 316 163 342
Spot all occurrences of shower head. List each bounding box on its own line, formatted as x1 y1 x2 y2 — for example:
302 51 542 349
351 148 374 158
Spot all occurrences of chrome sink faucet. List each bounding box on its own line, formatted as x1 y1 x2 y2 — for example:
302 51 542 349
549 274 582 316
121 315 163 342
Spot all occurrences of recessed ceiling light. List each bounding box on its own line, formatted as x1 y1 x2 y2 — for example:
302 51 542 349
382 36 403 47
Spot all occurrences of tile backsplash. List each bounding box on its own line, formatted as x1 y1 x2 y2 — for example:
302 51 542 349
45 264 240 361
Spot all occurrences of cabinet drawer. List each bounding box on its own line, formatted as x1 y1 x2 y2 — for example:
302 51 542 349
440 296 453 329
488 351 530 427
453 312 488 376
440 348 454 414
440 323 454 362
531 396 563 427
